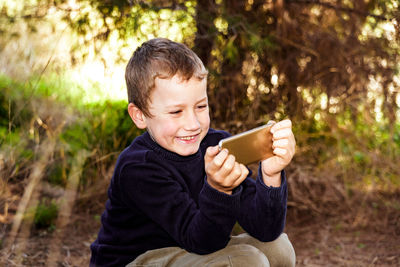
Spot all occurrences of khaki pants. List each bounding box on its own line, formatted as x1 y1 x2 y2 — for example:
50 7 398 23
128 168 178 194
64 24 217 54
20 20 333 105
127 233 296 267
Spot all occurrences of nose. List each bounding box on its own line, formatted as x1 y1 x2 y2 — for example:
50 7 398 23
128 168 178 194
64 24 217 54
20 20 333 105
184 111 200 131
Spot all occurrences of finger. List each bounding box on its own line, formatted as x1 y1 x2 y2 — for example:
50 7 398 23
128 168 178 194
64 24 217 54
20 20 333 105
215 148 229 165
233 164 249 188
272 128 293 140
207 148 228 173
204 145 220 163
225 162 241 186
214 155 236 187
240 164 249 178
274 146 295 164
273 147 288 157
219 154 236 177
231 162 242 178
223 162 241 184
271 119 292 133
272 138 289 149
274 130 296 151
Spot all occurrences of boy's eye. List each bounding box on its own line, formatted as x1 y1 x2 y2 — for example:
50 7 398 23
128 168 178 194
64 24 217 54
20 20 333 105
169 110 182 114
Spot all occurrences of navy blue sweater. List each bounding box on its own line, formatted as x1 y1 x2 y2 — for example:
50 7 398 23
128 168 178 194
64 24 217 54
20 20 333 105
90 128 287 266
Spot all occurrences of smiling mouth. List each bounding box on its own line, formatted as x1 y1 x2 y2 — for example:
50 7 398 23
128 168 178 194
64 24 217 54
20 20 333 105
178 133 200 141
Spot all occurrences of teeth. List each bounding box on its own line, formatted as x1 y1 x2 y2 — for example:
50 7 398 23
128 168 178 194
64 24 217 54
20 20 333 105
180 136 195 141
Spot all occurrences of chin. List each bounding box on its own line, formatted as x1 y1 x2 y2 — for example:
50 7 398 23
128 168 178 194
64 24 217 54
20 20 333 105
176 145 200 156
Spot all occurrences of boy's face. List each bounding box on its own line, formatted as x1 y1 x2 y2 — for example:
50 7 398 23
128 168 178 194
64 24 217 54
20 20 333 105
143 74 210 156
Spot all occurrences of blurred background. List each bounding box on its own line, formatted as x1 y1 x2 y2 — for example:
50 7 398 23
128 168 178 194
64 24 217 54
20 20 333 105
0 0 399 266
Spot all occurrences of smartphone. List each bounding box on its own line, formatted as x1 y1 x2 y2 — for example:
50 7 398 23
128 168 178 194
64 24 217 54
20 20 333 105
218 122 275 165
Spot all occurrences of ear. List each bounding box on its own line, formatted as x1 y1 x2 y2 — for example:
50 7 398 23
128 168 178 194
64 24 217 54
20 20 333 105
128 103 147 129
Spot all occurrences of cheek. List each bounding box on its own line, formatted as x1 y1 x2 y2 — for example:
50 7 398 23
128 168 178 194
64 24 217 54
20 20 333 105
199 112 210 128
158 120 180 137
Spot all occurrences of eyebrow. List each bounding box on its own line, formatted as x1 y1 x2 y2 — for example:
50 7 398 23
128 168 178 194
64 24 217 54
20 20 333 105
165 97 208 109
196 97 208 104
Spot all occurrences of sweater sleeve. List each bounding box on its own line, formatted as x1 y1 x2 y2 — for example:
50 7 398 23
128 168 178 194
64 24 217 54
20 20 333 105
237 166 288 242
116 161 240 254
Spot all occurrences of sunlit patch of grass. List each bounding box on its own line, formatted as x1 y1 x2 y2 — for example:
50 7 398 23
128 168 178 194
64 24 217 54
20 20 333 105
49 65 128 104
26 69 127 107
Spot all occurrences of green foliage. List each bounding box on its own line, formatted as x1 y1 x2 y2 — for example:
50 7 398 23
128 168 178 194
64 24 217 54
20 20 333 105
0 80 9 128
0 74 142 189
0 75 34 132
47 163 66 187
248 34 276 55
34 199 59 229
293 108 400 194
353 151 368 165
224 36 239 64
61 100 139 152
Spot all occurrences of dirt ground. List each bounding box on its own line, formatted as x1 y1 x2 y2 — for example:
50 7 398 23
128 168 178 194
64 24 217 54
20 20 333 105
285 209 400 266
1 192 399 266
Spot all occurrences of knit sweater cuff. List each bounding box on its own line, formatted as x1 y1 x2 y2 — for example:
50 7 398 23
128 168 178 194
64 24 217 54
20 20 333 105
256 168 287 200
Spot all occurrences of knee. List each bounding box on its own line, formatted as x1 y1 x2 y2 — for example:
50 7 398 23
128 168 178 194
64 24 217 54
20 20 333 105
227 244 270 267
269 233 296 267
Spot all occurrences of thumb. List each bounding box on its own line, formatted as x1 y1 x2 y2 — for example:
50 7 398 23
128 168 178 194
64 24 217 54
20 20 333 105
204 145 219 164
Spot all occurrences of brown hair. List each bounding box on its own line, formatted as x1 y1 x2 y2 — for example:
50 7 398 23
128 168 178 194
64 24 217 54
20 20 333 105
125 38 208 117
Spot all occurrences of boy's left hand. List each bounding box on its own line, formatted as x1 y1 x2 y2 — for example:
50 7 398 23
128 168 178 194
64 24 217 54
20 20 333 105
261 119 296 187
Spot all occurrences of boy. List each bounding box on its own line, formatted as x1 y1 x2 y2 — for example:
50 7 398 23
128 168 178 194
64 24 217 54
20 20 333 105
90 38 296 266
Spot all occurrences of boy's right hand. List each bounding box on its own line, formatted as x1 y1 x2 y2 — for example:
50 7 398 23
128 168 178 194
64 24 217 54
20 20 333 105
204 146 249 195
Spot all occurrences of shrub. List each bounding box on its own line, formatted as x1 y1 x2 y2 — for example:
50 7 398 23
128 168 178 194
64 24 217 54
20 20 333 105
33 199 59 229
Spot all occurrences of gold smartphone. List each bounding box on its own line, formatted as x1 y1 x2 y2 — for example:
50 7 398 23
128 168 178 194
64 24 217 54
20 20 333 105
218 122 275 165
